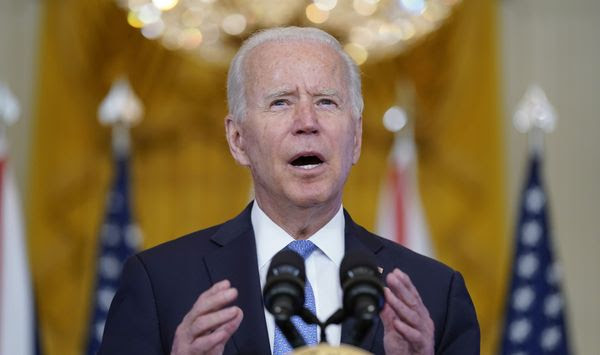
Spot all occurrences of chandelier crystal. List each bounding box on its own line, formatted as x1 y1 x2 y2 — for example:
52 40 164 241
118 0 461 65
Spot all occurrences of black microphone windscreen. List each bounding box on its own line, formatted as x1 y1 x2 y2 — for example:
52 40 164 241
268 249 306 282
263 249 306 319
339 250 379 286
339 250 384 322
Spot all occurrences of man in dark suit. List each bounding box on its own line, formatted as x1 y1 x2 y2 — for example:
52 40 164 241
100 27 479 355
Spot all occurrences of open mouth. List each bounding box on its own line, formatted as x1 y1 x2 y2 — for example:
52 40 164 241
290 154 324 170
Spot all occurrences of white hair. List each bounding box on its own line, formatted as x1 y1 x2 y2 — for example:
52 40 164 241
227 26 364 121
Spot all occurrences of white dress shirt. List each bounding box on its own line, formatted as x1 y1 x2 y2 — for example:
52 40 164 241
252 201 345 352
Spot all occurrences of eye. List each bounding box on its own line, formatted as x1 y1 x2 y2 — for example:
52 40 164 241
270 99 290 107
317 98 338 107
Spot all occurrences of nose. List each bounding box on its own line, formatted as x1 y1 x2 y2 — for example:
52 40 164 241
292 100 319 135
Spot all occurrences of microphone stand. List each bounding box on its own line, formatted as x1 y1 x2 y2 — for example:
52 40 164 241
275 318 306 349
292 308 373 355
298 308 347 345
345 318 374 347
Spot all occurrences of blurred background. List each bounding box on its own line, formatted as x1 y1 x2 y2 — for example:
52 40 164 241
1 0 598 354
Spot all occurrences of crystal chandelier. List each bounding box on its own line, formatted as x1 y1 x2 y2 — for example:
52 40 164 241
119 0 461 65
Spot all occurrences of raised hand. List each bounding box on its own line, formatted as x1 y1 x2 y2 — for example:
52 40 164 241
171 280 243 355
380 269 435 355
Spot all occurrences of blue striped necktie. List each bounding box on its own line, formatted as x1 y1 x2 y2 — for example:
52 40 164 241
272 240 318 354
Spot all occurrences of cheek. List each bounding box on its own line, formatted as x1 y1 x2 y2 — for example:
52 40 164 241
240 128 264 165
342 125 358 154
243 124 283 166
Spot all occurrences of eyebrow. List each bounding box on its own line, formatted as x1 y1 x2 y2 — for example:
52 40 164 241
264 88 297 101
262 87 343 102
312 89 344 106
313 88 339 97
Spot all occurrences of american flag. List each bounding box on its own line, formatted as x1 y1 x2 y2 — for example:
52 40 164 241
499 153 570 354
85 153 141 354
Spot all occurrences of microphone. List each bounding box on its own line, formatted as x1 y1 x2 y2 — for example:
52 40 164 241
339 250 384 345
263 249 307 348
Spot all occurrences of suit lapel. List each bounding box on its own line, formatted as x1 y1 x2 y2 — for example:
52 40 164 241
201 206 386 353
203 204 271 355
341 210 384 352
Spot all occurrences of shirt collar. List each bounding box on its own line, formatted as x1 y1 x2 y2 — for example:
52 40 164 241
252 201 345 270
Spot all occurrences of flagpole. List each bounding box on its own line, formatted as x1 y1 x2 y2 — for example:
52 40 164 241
97 77 144 157
499 84 570 354
513 84 557 156
85 77 144 355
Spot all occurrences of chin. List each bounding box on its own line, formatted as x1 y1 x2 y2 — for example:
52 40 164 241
286 186 339 209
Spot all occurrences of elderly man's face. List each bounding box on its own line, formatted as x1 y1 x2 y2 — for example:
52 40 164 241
227 40 362 209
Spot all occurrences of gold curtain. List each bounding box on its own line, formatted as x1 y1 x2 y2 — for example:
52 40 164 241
28 0 507 354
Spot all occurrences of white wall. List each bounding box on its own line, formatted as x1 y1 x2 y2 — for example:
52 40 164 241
0 0 40 196
501 0 600 353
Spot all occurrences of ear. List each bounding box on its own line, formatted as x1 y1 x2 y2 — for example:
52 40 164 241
352 116 363 164
225 115 251 166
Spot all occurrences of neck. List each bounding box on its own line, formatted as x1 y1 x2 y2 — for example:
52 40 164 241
254 195 341 240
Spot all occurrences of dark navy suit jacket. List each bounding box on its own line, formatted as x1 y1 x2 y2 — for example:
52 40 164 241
99 204 480 354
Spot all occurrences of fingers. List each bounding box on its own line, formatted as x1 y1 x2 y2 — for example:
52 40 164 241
172 280 244 355
386 269 431 322
189 306 241 337
381 269 435 353
379 301 397 329
189 308 244 353
392 318 426 345
185 281 239 333
189 328 230 353
387 270 419 308
186 280 237 322
384 287 423 329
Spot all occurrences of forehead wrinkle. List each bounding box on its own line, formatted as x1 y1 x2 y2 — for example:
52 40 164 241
245 40 350 107
310 88 339 97
264 87 298 100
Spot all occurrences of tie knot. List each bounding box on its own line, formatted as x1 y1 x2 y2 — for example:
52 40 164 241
286 240 317 260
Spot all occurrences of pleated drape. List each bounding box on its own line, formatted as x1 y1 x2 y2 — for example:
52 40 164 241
28 1 507 353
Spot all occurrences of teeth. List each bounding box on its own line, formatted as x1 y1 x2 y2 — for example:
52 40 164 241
297 163 321 170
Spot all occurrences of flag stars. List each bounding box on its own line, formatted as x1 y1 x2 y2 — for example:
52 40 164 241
512 286 535 312
95 319 106 342
540 326 562 351
546 263 562 285
517 253 539 279
500 155 570 354
101 223 121 247
525 186 545 214
521 220 542 246
87 155 140 354
509 318 532 343
544 293 563 318
125 224 143 249
99 254 122 280
98 287 117 312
